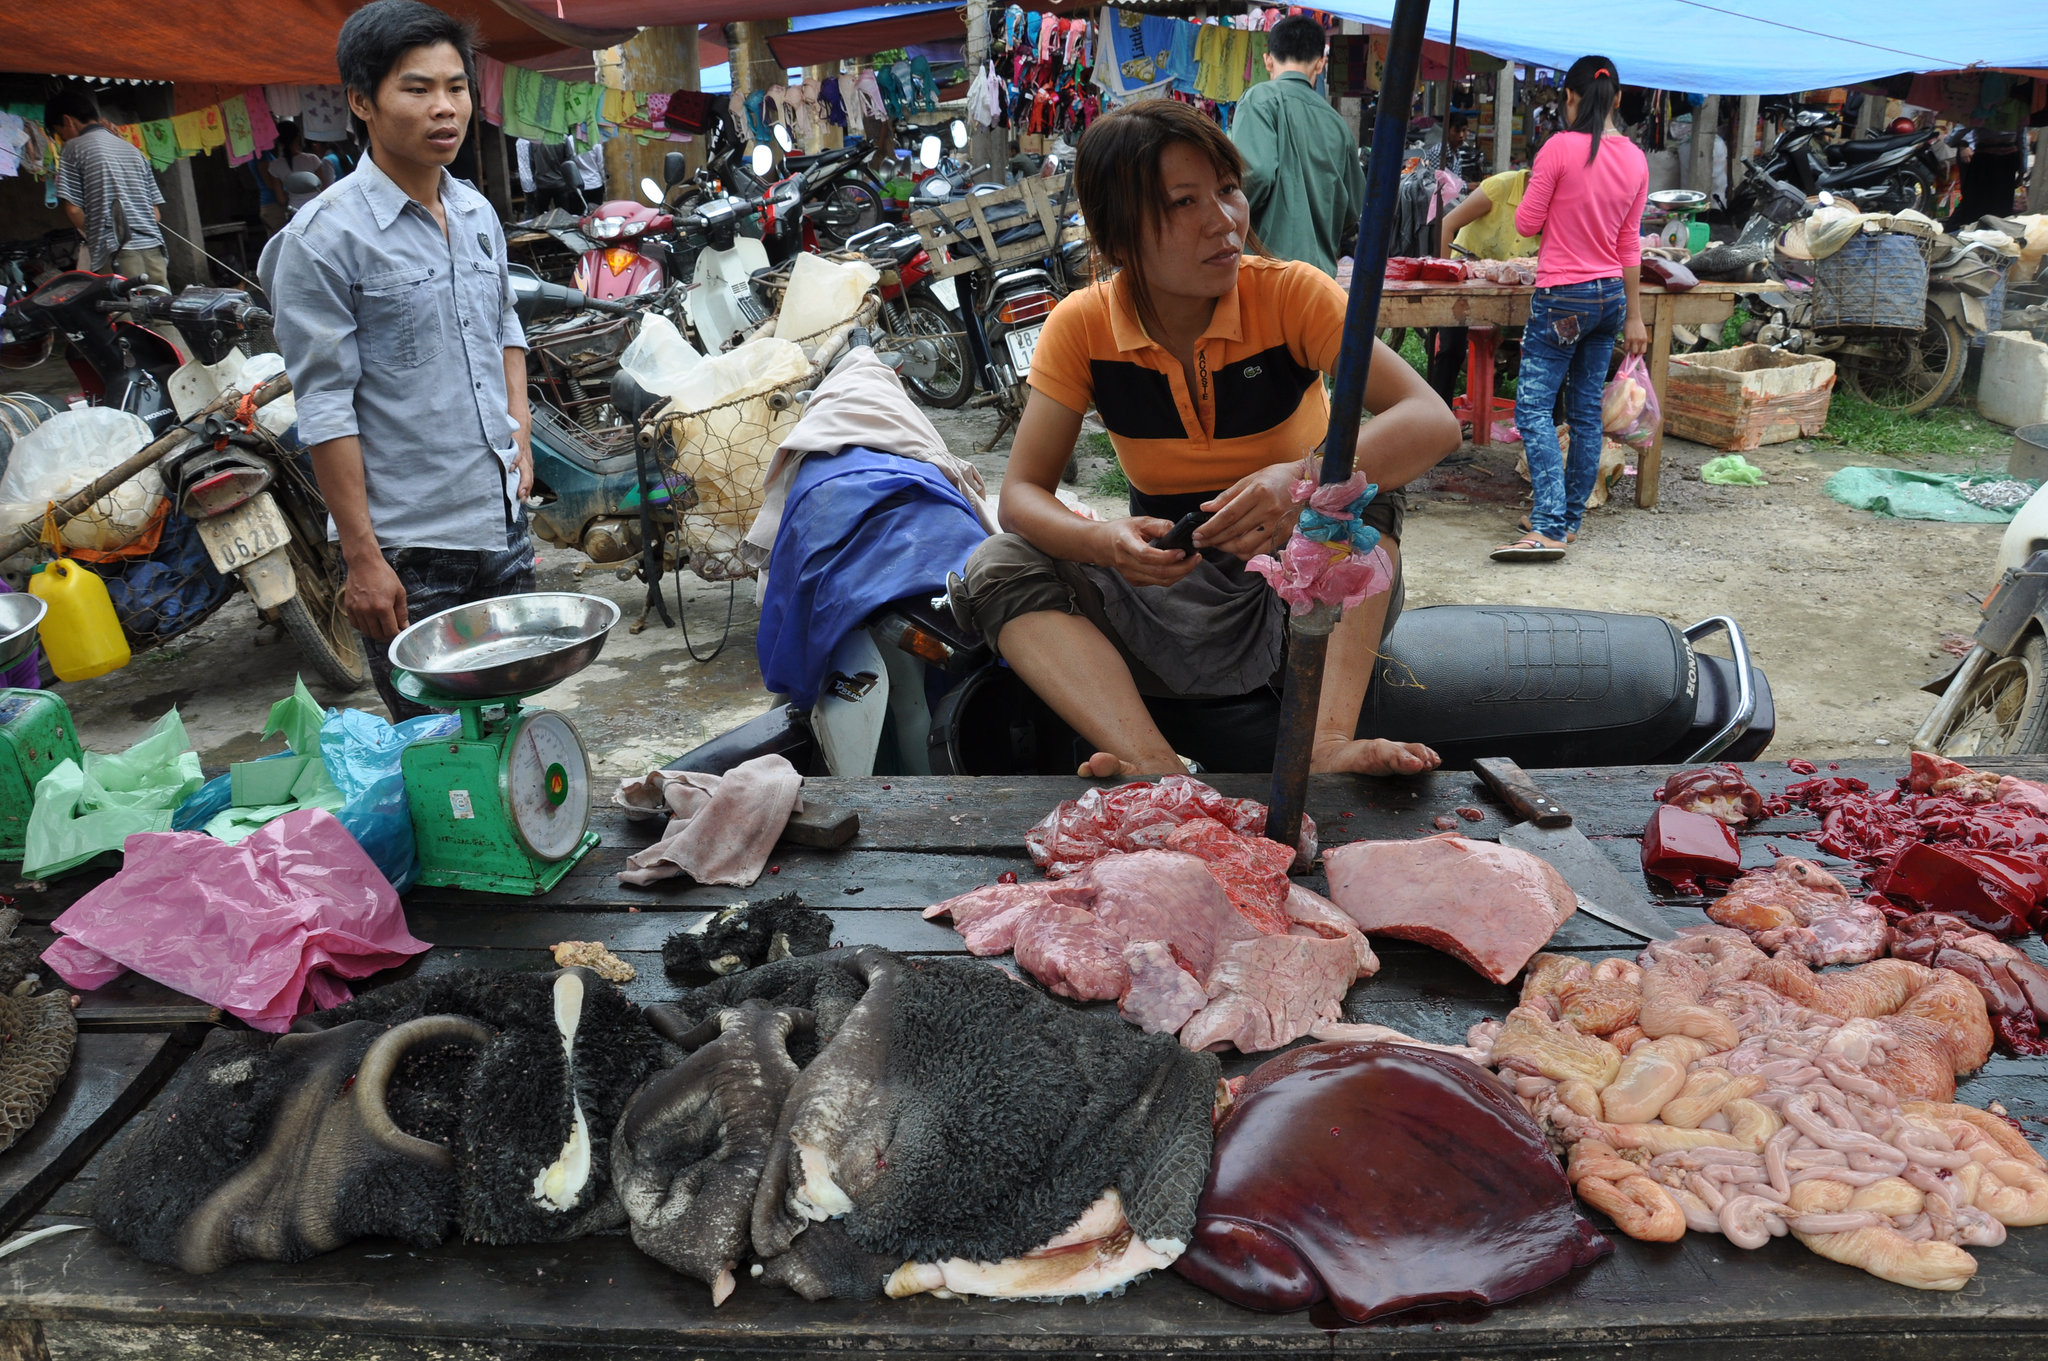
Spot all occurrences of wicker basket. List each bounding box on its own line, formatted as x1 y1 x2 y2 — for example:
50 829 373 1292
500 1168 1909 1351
1810 233 1929 329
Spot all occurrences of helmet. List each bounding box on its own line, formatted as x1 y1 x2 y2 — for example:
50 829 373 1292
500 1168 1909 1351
1890 117 1917 135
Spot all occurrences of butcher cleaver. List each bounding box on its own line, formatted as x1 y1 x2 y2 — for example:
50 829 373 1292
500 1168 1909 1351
1473 756 1676 942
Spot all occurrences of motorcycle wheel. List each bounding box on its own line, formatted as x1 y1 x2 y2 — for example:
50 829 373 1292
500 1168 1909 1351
277 539 368 691
1881 167 1932 215
1930 636 2048 757
893 297 974 409
815 182 882 246
1837 305 1967 415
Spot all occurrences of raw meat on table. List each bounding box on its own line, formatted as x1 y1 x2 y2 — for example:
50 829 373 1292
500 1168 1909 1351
924 880 1094 956
1024 776 1314 878
1085 850 1259 979
1704 857 1892 965
1322 834 1576 984
1179 932 1358 1053
1656 764 1766 827
1640 804 1744 892
1120 940 1210 1035
1014 906 1130 1002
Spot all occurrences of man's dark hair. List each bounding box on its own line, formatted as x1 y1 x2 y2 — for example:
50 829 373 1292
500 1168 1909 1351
336 0 478 142
1266 15 1328 66
42 86 101 132
1447 113 1469 134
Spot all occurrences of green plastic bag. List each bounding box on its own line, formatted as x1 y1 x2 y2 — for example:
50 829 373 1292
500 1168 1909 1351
24 709 205 879
204 678 344 843
1700 455 1768 486
1824 467 2022 523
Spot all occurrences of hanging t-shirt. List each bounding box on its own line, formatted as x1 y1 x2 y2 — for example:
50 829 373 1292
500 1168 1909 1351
170 107 225 154
243 88 278 153
560 81 603 131
137 120 178 172
263 84 304 120
299 86 349 141
221 95 256 165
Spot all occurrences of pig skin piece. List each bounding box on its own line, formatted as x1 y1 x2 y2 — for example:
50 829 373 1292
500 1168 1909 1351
1323 835 1577 984
1013 907 1131 1002
1178 933 1358 1054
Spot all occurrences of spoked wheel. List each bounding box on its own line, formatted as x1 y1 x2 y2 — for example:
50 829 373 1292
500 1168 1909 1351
1837 305 1968 415
1931 637 2048 757
887 298 973 408
815 182 881 246
277 539 369 691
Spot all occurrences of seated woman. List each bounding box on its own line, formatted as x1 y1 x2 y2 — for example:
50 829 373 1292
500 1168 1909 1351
956 101 1462 779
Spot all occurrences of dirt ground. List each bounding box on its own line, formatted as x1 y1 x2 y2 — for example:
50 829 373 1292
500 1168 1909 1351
6 352 2018 772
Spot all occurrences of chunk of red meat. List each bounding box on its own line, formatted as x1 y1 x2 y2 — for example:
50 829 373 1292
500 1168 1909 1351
1640 805 1743 892
1162 817 1294 935
1024 775 1315 877
1013 906 1130 1002
1084 850 1259 981
1656 764 1765 826
1322 835 1576 985
923 881 1095 955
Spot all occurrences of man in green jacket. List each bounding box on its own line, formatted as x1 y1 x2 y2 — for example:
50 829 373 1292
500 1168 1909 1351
1230 15 1364 276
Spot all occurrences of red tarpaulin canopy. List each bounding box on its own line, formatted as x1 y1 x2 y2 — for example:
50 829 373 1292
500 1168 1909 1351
0 0 634 85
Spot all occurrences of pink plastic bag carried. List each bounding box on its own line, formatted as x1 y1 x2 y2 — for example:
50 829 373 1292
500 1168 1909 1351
1601 353 1662 452
40 808 428 1032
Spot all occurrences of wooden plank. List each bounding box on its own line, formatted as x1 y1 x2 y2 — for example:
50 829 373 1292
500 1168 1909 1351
0 1033 182 1237
406 905 963 956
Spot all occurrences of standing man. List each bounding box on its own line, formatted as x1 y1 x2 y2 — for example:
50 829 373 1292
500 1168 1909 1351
43 87 168 285
266 0 534 720
1229 15 1363 276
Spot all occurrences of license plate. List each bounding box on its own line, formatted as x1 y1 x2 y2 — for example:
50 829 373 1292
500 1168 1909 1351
1006 323 1043 376
930 276 960 312
195 494 290 574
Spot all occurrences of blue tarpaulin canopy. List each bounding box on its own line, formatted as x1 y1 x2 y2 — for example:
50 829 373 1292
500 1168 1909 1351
1318 0 2048 95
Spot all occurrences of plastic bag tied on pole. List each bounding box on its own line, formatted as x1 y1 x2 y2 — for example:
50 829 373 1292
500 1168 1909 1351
1247 468 1394 616
40 807 428 1031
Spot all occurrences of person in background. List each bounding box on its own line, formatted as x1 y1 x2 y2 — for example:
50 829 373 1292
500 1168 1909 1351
1425 165 1541 405
570 133 605 204
1228 14 1364 276
263 122 335 220
1494 54 1647 563
526 136 584 216
1424 112 1469 171
265 0 534 721
43 87 168 285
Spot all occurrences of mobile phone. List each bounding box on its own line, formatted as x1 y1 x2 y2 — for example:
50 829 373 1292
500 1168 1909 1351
1148 509 1213 554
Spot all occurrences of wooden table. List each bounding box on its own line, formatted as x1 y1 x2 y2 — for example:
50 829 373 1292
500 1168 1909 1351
6 761 2048 1359
1378 282 1756 509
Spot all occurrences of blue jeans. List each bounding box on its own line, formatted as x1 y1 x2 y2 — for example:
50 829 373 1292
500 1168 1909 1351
1514 279 1627 542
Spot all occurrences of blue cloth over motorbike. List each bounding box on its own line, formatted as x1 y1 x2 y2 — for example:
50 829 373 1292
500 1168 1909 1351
757 446 987 708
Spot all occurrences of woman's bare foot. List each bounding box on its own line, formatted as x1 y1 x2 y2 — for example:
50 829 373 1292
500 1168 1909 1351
1077 751 1181 779
1310 736 1441 776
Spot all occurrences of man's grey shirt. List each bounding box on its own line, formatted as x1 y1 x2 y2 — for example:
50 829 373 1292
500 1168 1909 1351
54 126 164 270
266 154 528 551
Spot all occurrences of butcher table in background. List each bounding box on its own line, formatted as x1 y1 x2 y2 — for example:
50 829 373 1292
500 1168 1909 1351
1379 281 1759 509
3 762 2048 1359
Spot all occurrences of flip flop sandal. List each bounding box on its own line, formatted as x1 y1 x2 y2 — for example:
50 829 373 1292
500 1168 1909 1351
1491 537 1566 562
1517 514 1576 543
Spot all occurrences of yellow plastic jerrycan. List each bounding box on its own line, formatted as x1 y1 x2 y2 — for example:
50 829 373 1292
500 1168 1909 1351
30 559 129 681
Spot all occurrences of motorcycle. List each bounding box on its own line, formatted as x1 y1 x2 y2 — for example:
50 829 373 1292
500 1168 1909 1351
1730 108 1941 220
1916 490 2048 756
755 121 886 248
572 196 675 301
669 337 1777 779
846 221 973 409
0 276 368 689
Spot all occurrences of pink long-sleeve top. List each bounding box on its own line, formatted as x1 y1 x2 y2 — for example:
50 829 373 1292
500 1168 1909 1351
1514 130 1649 288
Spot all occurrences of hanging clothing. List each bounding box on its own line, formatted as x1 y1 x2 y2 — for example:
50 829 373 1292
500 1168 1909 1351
243 88 279 154
137 121 178 172
560 81 603 131
264 84 304 120
221 95 256 166
169 107 225 155
837 73 864 136
299 86 350 141
819 77 847 129
477 57 507 127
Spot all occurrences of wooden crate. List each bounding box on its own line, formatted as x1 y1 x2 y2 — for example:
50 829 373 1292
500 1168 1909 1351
910 171 1089 280
1664 344 1836 451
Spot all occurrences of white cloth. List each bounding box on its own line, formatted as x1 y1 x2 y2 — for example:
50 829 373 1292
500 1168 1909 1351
264 84 305 120
615 755 803 887
299 85 350 141
515 138 535 194
837 74 864 137
742 348 995 574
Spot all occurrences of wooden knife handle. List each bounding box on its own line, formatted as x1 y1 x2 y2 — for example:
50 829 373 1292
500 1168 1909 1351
1473 757 1573 829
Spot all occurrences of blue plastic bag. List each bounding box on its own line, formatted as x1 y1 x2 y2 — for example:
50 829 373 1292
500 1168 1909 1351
321 708 461 893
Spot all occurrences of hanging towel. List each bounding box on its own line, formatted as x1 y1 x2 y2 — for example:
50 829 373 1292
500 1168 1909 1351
600 84 631 126
1243 32 1269 89
242 87 278 153
298 85 349 141
1165 20 1201 94
221 95 256 165
137 121 178 172
263 84 304 120
477 56 506 126
110 123 147 156
839 73 865 136
663 89 716 134
820 77 847 129
561 80 603 131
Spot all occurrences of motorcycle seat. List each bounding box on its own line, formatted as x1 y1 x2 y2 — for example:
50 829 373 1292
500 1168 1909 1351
784 150 849 173
1833 130 1932 162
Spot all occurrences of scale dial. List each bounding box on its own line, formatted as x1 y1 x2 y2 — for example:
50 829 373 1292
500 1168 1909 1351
500 710 591 862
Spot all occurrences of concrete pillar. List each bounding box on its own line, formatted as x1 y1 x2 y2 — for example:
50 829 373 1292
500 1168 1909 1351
602 26 702 191
1732 94 1759 186
966 0 1003 183
1494 64 1514 172
2030 128 2048 214
1689 93 1720 196
132 87 205 288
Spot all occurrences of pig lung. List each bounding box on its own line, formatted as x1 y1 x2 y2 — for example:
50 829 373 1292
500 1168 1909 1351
1322 834 1576 984
1173 1042 1609 1323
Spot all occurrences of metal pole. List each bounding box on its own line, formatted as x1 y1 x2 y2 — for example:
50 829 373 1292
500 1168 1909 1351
1265 0 1431 854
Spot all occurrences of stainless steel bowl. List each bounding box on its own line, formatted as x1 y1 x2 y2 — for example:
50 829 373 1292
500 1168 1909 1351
388 592 620 699
0 593 46 673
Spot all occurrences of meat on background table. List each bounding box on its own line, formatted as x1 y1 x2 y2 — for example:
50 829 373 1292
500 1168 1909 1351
5 761 2048 1360
1378 281 1761 510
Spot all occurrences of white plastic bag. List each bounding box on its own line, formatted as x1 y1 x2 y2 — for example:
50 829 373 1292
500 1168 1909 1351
618 313 705 405
235 351 297 436
772 253 878 350
0 407 164 552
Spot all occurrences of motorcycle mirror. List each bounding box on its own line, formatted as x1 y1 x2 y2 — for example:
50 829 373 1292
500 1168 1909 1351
663 150 688 186
772 122 794 152
283 170 323 195
1817 191 1835 207
919 134 942 169
751 144 775 177
924 177 952 199
641 176 665 206
950 119 968 149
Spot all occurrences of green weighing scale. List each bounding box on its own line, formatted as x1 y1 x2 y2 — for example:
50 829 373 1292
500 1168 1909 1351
388 593 622 896
1647 189 1711 255
0 596 81 859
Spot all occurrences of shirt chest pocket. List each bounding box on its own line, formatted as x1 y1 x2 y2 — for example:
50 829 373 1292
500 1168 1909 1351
356 265 448 370
455 258 506 346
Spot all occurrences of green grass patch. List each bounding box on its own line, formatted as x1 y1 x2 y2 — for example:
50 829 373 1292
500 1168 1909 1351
1819 388 2011 459
1397 330 1428 376
1083 430 1130 497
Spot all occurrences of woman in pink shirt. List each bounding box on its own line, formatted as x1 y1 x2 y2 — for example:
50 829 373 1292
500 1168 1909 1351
1493 56 1649 561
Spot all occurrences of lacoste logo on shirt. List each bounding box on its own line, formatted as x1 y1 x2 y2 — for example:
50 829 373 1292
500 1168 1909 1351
1243 365 1262 379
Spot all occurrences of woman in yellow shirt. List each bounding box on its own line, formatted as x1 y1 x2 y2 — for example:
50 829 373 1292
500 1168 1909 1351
1426 169 1543 407
954 101 1461 779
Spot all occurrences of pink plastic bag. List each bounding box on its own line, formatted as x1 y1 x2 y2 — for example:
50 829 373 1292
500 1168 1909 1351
1024 775 1316 878
40 808 428 1032
1601 353 1661 453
